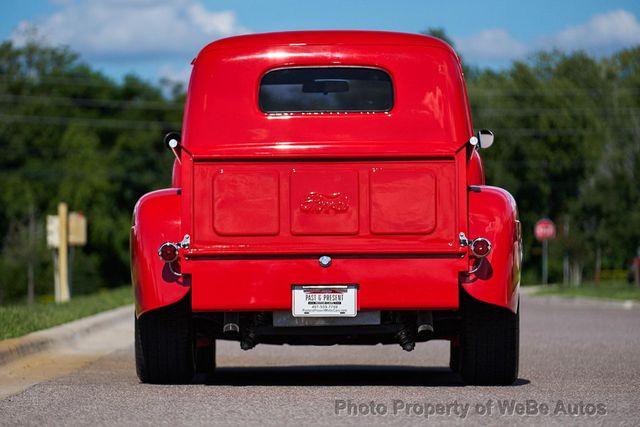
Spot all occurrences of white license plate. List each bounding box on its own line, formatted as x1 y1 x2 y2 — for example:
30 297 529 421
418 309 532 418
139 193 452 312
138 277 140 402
292 285 357 317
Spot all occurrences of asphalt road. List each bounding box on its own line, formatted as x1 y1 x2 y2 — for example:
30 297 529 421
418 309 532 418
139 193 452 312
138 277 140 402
1 295 639 426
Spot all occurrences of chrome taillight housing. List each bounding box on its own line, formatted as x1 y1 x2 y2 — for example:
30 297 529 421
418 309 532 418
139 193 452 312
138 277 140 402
470 238 492 258
158 242 179 263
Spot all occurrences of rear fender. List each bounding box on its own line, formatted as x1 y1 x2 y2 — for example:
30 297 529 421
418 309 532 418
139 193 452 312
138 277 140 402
131 189 189 317
467 150 485 186
171 159 182 188
464 186 521 313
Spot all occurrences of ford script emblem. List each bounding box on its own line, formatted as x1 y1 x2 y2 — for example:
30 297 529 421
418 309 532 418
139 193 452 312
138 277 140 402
300 192 349 214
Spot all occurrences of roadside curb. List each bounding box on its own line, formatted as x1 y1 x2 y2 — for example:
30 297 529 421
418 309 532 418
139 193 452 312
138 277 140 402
520 286 544 295
524 292 638 310
0 304 133 366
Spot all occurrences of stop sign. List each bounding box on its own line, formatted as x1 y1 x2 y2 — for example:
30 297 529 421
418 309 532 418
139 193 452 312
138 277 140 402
534 218 556 241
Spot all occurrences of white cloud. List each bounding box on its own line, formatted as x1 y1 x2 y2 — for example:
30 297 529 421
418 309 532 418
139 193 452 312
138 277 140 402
454 9 640 65
542 9 640 56
158 63 192 85
454 29 528 62
11 0 250 61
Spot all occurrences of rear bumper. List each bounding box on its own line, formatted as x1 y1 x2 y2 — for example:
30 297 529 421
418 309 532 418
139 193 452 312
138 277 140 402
188 257 463 311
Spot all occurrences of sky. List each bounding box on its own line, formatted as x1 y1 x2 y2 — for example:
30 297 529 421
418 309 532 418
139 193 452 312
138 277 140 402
1 0 639 84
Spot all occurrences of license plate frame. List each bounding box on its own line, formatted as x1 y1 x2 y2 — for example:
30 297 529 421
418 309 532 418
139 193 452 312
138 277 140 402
292 285 357 317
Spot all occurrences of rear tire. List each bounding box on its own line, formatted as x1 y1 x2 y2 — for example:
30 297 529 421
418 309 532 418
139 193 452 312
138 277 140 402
449 341 460 372
458 294 519 385
195 340 216 376
135 296 194 384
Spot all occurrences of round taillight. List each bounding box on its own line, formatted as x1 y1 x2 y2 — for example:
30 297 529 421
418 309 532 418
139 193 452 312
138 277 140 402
471 238 492 258
158 242 179 263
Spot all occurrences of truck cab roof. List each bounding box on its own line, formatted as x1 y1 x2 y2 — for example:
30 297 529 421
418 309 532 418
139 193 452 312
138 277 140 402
183 30 473 158
195 30 459 56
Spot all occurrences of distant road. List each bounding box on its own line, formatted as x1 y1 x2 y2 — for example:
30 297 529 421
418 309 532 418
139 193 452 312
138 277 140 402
1 295 639 425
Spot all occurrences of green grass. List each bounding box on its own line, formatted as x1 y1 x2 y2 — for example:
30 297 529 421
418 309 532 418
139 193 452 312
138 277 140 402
534 281 640 301
0 286 132 340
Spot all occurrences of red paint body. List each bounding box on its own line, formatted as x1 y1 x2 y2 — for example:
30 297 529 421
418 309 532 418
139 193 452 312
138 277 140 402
131 31 520 319
131 189 188 315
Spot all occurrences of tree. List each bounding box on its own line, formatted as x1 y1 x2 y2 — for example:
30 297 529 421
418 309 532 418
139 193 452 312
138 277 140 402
0 41 181 303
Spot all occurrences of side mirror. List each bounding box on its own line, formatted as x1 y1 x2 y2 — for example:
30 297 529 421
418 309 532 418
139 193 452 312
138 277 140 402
164 132 182 163
164 132 181 149
477 129 494 149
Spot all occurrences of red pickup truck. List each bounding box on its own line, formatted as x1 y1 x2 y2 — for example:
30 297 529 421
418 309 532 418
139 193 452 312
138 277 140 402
131 31 522 385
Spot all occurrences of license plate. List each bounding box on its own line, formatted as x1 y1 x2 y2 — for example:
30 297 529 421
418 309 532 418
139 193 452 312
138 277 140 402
292 285 357 317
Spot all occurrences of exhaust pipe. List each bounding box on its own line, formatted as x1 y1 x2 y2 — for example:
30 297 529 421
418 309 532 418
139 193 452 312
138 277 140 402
223 313 240 334
417 311 434 335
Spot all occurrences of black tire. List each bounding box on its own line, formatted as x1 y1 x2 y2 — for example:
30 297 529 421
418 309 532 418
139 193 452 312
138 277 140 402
449 341 460 372
135 296 194 384
195 340 216 376
458 294 519 385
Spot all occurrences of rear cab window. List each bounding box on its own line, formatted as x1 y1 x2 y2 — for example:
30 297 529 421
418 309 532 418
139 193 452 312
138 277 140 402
259 67 393 113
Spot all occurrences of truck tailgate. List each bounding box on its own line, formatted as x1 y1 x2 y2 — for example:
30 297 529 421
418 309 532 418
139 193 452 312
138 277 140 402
189 159 466 255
